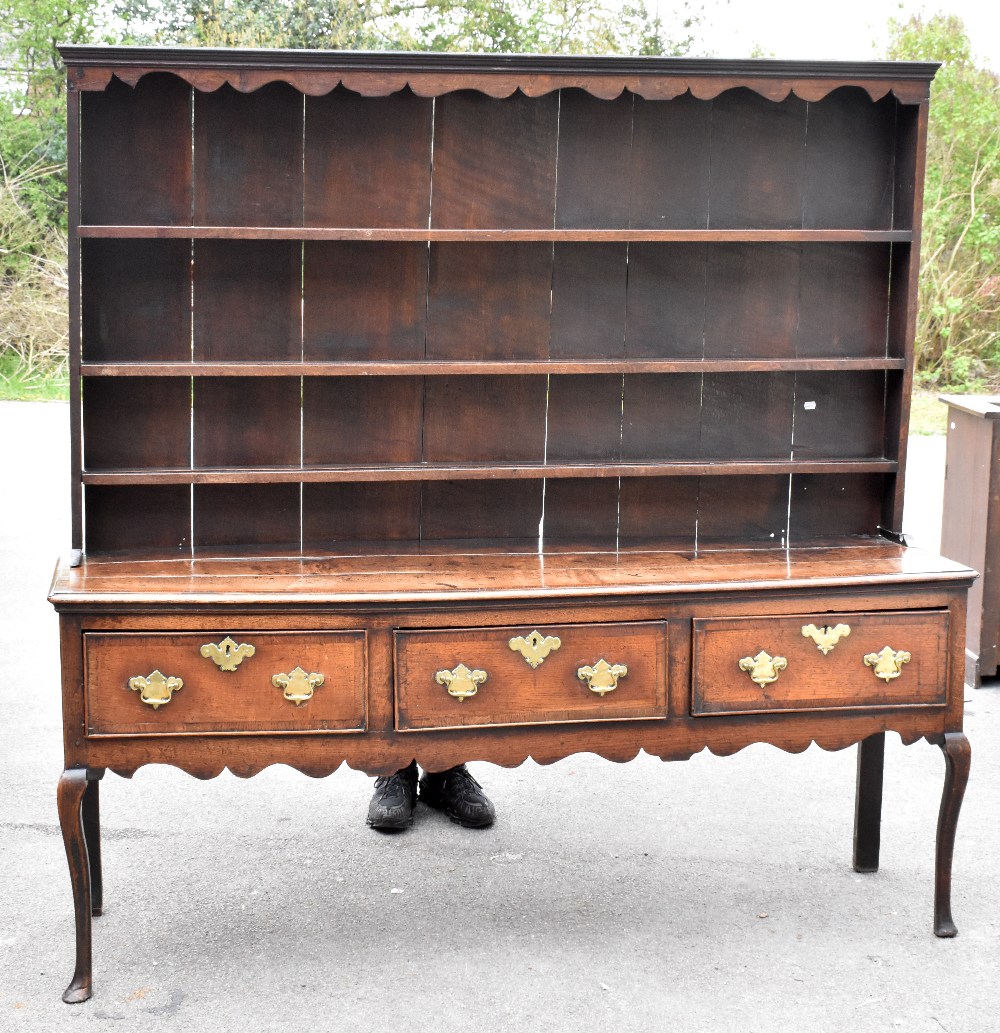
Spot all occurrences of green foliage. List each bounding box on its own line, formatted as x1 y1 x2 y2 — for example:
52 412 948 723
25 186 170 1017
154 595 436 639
887 15 1000 389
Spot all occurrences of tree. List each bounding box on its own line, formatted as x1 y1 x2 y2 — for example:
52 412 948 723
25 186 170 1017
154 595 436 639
887 14 1000 386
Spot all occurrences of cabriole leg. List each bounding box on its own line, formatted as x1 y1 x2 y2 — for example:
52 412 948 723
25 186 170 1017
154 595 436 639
853 732 885 873
82 771 105 917
935 732 971 938
57 768 94 1003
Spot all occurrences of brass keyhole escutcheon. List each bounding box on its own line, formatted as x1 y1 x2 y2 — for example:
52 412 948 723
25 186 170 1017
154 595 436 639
272 666 325 706
577 659 628 696
863 646 911 682
435 663 488 702
509 631 562 669
738 651 787 688
801 623 851 655
128 670 183 709
200 637 256 672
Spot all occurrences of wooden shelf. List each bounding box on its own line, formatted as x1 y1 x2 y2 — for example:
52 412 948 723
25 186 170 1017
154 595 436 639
82 458 898 485
80 358 907 377
77 225 914 243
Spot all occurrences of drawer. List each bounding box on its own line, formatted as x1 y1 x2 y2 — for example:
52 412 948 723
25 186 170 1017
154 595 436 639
692 610 949 716
394 622 666 730
85 631 366 735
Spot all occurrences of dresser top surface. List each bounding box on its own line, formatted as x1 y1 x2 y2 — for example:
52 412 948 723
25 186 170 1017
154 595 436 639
49 541 974 608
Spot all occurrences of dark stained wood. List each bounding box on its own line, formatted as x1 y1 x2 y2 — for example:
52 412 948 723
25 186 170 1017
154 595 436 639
790 474 884 540
422 376 547 464
68 86 83 550
547 375 623 463
57 769 93 1003
303 483 421 545
630 93 711 229
621 374 703 461
803 89 896 230
426 244 552 360
80 357 908 377
420 480 543 541
303 377 423 466
83 377 191 471
792 372 887 460
78 225 914 243
543 477 620 542
700 372 795 459
795 244 892 357
555 90 632 229
550 244 627 359
303 242 427 361
304 87 432 228
193 241 301 361
55 51 968 1003
709 89 807 229
704 244 799 358
193 484 300 548
625 244 707 360
853 732 885 873
934 732 971 937
193 82 302 226
81 239 192 362
431 90 558 228
85 485 191 554
193 378 300 468
81 73 191 226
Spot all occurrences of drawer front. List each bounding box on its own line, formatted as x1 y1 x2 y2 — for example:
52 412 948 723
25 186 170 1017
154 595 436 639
692 610 949 716
394 622 666 730
85 631 366 735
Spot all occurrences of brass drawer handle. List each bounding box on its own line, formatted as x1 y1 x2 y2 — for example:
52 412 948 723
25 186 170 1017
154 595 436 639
577 659 628 696
272 666 325 706
435 663 488 702
801 623 850 655
738 651 787 687
200 637 256 671
864 646 911 682
128 670 183 709
509 630 561 668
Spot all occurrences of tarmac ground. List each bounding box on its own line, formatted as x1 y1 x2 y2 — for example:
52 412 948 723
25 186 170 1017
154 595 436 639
1 402 997 1032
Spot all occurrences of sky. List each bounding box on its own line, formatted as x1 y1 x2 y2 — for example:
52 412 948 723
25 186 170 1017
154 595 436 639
673 0 1000 71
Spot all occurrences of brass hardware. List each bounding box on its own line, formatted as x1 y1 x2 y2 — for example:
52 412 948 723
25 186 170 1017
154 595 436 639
801 623 851 655
128 670 183 710
577 659 628 697
509 630 562 669
863 646 911 682
435 663 488 702
738 651 788 688
200 636 256 672
271 666 325 706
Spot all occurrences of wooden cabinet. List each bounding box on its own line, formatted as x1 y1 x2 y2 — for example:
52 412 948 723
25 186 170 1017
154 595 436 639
940 394 1000 683
52 47 974 1004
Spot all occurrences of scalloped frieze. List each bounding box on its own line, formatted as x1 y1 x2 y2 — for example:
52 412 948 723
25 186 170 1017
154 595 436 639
66 64 926 105
93 724 951 781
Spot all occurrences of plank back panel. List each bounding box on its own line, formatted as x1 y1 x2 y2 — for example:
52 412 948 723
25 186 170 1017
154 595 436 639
81 73 191 225
193 378 301 468
194 484 301 548
193 82 303 226
304 87 432 228
431 90 558 228
85 485 191 554
81 240 191 362
303 483 421 545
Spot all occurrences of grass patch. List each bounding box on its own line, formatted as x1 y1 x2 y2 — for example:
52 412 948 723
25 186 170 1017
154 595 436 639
909 390 949 436
0 351 68 400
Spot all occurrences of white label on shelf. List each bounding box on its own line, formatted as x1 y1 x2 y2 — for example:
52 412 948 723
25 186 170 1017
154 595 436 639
803 401 817 410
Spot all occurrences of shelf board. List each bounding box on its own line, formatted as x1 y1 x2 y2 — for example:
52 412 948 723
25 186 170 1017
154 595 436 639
77 225 914 243
80 358 907 377
82 458 898 486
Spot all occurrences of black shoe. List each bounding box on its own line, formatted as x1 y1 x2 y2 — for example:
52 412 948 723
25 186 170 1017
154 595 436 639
367 761 418 831
419 764 496 828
